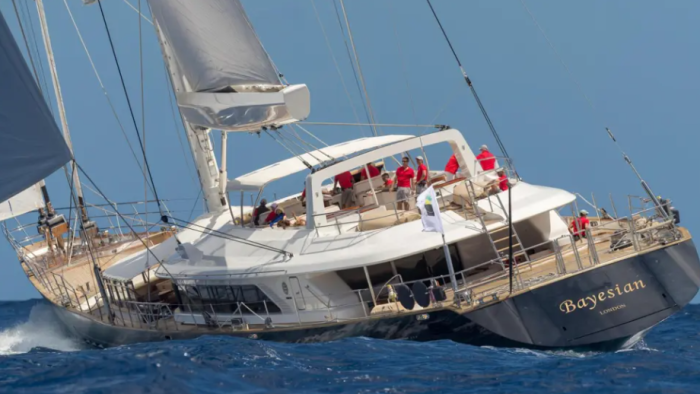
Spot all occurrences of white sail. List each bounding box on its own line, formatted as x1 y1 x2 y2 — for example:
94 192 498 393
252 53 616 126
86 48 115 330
0 11 71 205
149 0 310 132
0 183 43 222
148 0 280 92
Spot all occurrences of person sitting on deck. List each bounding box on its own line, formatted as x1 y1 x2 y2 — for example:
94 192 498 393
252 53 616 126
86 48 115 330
415 156 428 195
267 205 286 228
497 169 509 192
37 208 48 234
334 170 356 209
570 209 590 242
444 154 459 181
253 199 268 226
381 173 394 191
392 157 415 211
360 162 380 180
476 145 496 171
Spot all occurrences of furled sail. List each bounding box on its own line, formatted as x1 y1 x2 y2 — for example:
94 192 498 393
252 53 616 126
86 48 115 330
148 0 310 131
0 11 71 206
148 0 280 92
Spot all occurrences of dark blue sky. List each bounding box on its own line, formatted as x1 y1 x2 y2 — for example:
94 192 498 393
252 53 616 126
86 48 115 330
0 0 698 300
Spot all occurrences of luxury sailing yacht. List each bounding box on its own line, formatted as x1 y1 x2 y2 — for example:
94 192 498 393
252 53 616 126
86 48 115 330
2 0 699 350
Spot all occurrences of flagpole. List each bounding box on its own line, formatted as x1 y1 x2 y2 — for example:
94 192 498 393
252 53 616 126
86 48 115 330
508 182 514 294
442 233 460 306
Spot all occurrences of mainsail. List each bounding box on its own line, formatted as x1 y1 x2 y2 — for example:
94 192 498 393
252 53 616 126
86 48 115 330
0 10 71 209
148 0 280 92
148 0 310 132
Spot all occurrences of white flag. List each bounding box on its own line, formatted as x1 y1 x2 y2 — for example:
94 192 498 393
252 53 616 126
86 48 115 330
416 186 444 234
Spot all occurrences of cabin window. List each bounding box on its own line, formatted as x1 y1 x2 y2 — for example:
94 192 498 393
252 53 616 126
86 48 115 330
179 284 281 314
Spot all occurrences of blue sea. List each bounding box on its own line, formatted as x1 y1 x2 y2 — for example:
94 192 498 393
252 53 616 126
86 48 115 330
0 300 699 393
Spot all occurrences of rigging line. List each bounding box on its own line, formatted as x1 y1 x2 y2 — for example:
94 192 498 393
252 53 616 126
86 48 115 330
293 124 352 162
275 129 325 165
299 121 443 128
167 216 292 257
96 0 164 218
424 0 511 161
122 0 153 25
162 62 197 186
331 0 374 136
518 0 596 113
516 1 655 196
138 0 148 242
21 0 52 113
265 130 313 170
187 189 203 223
63 0 149 188
420 84 463 135
277 128 328 163
74 162 184 276
11 0 41 92
338 0 380 137
289 125 335 161
388 0 418 124
309 0 365 136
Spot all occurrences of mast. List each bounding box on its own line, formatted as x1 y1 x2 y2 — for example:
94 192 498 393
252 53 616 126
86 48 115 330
35 0 90 222
147 0 310 214
152 22 223 213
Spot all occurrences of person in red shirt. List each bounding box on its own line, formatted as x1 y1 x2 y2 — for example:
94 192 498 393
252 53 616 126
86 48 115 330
393 157 415 211
476 145 496 171
381 173 394 191
360 162 380 180
497 169 509 191
334 171 356 208
570 210 590 242
415 156 428 195
444 154 459 181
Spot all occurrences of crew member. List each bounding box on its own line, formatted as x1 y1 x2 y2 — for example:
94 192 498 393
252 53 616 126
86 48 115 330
444 154 459 181
570 209 590 242
253 199 268 226
334 170 356 209
497 169 509 192
476 145 496 171
393 157 415 211
360 162 380 180
381 173 394 191
415 156 428 195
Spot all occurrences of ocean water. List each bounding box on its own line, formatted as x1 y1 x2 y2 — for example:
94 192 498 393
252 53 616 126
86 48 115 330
0 300 699 393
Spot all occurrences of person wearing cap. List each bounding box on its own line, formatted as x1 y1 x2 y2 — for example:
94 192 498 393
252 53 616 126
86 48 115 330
264 203 280 224
570 210 590 242
476 144 496 171
360 162 380 181
252 198 268 226
444 154 459 181
415 156 428 195
393 156 415 211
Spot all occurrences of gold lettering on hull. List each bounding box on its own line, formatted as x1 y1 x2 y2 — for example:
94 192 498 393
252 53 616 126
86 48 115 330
559 280 646 314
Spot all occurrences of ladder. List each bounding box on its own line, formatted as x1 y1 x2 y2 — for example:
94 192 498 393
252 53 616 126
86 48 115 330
465 181 526 289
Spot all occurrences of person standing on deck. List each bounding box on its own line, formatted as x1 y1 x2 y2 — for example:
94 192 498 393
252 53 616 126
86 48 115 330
570 210 590 242
393 157 415 211
444 154 459 181
476 145 496 171
334 170 356 209
360 162 380 181
415 156 428 195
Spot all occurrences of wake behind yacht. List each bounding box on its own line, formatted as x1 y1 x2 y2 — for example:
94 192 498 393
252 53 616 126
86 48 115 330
2 0 698 350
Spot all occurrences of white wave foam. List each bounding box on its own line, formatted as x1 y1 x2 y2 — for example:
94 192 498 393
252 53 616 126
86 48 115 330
0 303 82 355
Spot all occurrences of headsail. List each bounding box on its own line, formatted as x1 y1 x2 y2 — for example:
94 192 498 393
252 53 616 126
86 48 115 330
0 11 71 205
148 0 310 132
0 183 44 222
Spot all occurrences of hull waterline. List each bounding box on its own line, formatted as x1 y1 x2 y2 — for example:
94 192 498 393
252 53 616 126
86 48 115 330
47 238 700 351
